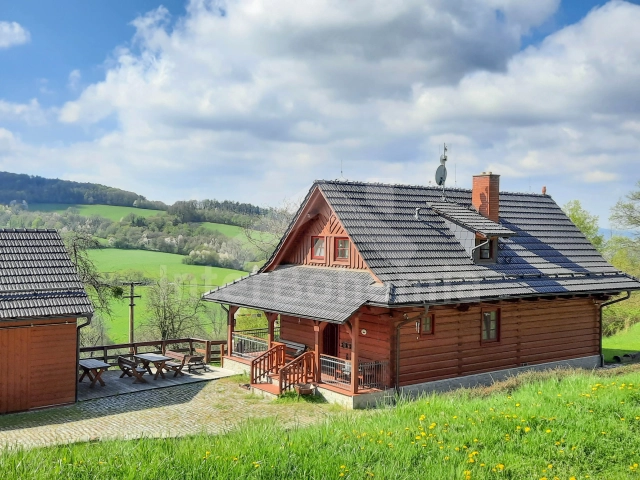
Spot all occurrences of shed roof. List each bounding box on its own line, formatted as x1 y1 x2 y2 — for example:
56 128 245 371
0 229 93 320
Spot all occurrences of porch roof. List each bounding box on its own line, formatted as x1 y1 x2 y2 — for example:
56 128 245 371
203 265 387 323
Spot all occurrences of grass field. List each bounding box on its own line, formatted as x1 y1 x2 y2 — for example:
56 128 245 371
89 248 245 284
2 367 640 479
30 203 165 222
603 322 640 362
88 248 246 343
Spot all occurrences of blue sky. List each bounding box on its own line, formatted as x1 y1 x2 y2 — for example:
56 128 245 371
1 0 640 227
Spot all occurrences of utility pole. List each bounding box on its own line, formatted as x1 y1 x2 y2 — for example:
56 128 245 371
122 282 142 346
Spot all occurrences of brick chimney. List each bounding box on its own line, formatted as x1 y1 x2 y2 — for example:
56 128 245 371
472 172 500 223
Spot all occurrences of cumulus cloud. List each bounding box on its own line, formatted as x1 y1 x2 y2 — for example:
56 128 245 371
0 99 46 125
0 21 30 49
2 0 635 221
68 70 81 90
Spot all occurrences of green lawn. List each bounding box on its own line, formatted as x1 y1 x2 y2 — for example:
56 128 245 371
2 367 640 479
201 222 246 238
603 322 640 362
89 248 245 285
88 248 246 343
30 203 165 222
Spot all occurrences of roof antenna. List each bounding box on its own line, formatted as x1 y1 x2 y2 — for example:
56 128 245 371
435 143 448 200
339 159 346 181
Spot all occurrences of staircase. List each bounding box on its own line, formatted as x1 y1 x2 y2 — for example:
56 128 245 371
250 345 316 396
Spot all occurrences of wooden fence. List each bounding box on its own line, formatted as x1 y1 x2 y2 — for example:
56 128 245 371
80 338 226 367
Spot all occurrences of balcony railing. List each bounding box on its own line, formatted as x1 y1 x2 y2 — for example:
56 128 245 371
319 355 390 391
358 360 389 390
319 354 352 391
231 332 268 359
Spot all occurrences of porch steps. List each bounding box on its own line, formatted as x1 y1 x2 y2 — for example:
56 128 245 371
250 382 281 396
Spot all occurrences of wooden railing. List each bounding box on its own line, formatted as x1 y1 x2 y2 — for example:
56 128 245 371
80 338 226 366
250 343 285 384
279 351 316 393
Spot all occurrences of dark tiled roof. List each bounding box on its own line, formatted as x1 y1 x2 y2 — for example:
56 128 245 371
428 201 516 237
203 265 387 323
316 180 640 304
205 180 640 315
0 229 93 319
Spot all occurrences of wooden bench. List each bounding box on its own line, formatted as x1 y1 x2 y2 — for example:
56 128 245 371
280 339 307 360
164 350 206 376
118 356 147 384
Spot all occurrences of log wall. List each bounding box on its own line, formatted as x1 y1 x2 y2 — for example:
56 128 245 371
395 298 600 386
0 318 78 414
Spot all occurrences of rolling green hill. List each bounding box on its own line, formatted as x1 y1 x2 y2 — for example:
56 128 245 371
30 203 165 222
89 248 245 285
88 248 246 343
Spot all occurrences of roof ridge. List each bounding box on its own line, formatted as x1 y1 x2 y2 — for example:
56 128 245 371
313 179 550 197
0 228 59 233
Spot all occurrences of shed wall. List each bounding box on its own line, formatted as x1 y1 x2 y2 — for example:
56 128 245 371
0 318 77 414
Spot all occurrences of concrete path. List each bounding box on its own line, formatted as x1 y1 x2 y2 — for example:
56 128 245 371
0 376 336 450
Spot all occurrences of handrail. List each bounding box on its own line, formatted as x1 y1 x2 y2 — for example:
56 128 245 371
279 351 316 393
250 344 286 384
79 338 227 366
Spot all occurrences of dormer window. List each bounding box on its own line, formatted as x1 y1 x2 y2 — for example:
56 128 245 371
475 238 496 263
335 238 350 260
312 236 325 259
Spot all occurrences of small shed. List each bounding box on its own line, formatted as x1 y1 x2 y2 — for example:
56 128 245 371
0 229 93 414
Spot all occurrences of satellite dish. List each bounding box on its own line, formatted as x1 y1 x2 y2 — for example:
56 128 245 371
435 165 447 186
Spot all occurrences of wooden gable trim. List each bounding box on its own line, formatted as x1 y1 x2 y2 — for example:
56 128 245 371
264 187 383 284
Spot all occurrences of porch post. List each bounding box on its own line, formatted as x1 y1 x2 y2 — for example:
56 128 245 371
351 315 360 394
267 313 277 347
313 321 327 383
227 305 239 357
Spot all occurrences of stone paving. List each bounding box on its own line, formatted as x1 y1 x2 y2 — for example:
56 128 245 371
0 376 338 450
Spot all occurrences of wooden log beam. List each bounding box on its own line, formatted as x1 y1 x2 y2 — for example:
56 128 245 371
227 306 239 356
313 321 328 383
351 315 360 395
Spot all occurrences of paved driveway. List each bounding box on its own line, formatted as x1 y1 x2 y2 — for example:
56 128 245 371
0 377 336 450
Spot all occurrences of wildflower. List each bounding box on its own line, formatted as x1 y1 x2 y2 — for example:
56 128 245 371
524 427 531 433
546 429 552 433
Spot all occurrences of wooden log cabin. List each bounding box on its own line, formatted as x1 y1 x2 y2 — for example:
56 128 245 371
204 174 640 407
0 229 93 414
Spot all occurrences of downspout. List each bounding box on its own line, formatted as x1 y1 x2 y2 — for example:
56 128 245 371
75 313 93 403
395 306 429 392
470 238 490 258
599 291 631 367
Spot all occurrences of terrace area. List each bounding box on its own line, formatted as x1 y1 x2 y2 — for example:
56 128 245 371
78 337 234 401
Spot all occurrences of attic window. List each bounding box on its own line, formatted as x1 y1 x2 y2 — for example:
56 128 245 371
312 236 325 259
335 238 350 260
475 238 496 262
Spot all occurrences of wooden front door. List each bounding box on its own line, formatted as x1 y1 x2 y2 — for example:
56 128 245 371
322 323 339 357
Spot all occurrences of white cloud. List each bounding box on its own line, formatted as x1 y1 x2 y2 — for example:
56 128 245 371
3 0 639 223
0 21 30 49
0 99 46 125
68 70 81 90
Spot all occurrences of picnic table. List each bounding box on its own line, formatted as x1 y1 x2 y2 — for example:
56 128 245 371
78 359 110 388
134 353 172 380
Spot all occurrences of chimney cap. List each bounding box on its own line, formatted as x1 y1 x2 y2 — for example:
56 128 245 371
474 172 499 177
